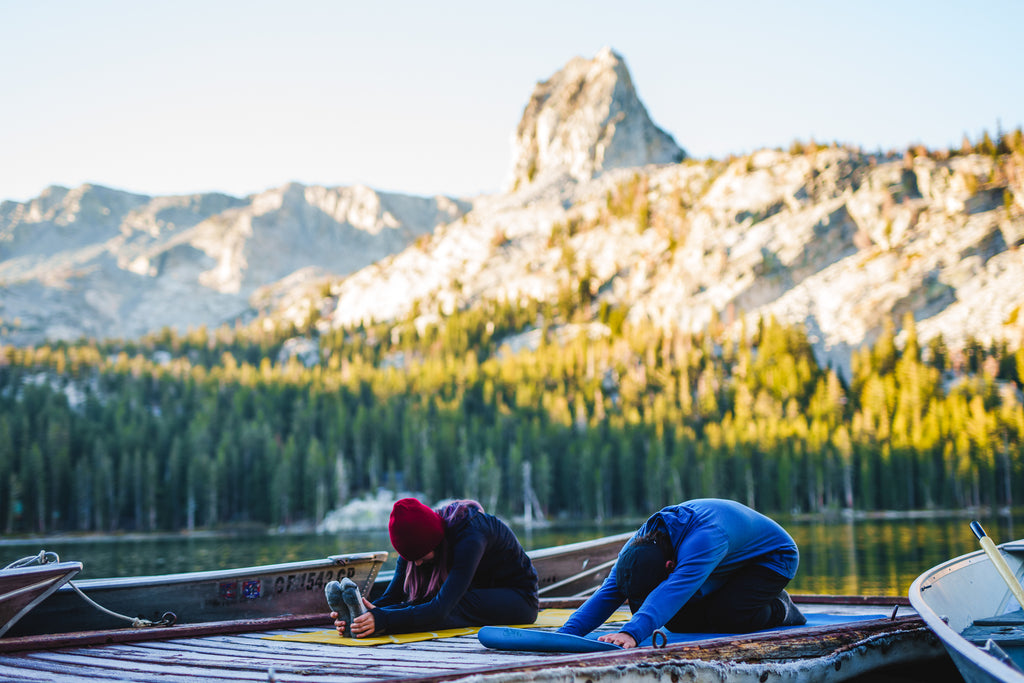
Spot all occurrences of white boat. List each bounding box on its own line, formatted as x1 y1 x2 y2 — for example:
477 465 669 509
909 522 1024 682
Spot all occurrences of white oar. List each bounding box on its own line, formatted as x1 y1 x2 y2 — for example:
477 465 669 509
971 521 1024 610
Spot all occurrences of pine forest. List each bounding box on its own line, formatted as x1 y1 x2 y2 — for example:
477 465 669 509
1 287 1022 535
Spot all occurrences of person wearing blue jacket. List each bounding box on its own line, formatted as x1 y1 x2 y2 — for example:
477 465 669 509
332 498 539 636
559 498 804 648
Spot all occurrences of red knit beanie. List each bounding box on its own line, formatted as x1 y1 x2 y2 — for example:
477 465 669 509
389 498 445 561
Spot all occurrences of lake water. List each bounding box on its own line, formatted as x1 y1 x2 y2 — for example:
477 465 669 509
2 512 1018 597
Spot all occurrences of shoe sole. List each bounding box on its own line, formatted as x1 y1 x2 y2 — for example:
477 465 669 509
341 577 367 619
325 580 357 637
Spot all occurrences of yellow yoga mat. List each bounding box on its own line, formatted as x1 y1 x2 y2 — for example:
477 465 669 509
266 608 632 647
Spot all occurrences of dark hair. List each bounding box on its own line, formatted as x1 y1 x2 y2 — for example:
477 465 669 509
616 527 673 611
634 528 670 548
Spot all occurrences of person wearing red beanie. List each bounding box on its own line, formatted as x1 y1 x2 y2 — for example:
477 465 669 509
388 498 445 562
332 498 539 637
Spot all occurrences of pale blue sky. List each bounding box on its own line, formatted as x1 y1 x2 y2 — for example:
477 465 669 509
2 0 1022 202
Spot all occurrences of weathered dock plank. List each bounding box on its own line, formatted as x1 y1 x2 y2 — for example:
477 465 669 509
0 662 135 683
0 602 933 683
0 631 557 683
144 632 527 667
14 650 264 681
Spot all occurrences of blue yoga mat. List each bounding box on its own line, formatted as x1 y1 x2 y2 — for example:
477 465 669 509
478 612 888 653
478 626 621 652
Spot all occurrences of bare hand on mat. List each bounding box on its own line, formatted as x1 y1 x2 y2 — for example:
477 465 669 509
332 598 377 638
598 631 637 649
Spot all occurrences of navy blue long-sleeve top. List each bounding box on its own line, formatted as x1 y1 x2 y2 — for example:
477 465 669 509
559 499 799 645
371 506 538 633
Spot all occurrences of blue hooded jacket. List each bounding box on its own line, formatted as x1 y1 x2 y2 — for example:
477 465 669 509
559 499 799 645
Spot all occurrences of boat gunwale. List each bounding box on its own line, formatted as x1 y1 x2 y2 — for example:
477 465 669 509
525 532 634 560
57 551 389 589
909 543 1024 682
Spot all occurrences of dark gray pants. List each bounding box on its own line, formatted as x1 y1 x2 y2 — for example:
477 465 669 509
662 564 791 633
438 586 539 629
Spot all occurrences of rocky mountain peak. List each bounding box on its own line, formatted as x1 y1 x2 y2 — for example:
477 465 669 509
506 46 685 191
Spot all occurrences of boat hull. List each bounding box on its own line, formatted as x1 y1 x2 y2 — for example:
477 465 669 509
910 540 1024 682
0 561 82 637
6 551 386 637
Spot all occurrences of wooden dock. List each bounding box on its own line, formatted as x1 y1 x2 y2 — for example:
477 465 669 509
0 597 950 683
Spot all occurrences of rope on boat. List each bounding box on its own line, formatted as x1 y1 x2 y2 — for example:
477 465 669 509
65 582 176 628
3 550 60 569
5 550 176 629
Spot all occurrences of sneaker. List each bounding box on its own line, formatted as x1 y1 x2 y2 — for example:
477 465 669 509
778 590 806 626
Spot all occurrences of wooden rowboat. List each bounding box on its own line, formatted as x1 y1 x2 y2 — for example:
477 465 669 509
909 525 1024 682
0 554 82 637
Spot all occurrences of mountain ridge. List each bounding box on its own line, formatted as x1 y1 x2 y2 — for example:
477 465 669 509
0 181 469 345
2 48 1022 374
